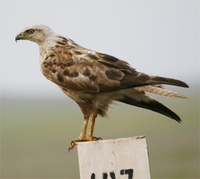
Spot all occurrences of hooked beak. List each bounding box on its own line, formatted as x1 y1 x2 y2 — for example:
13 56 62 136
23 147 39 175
15 34 21 42
15 32 32 43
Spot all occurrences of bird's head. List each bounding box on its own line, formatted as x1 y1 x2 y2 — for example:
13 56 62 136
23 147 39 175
15 23 54 45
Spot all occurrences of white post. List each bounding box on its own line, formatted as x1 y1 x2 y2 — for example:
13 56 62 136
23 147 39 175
77 136 151 179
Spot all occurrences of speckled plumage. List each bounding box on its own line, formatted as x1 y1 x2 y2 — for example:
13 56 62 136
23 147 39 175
16 23 189 149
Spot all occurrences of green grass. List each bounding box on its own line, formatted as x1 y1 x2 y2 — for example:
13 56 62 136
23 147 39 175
1 90 199 178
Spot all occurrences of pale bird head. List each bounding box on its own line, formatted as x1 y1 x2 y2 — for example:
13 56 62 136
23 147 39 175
15 23 54 45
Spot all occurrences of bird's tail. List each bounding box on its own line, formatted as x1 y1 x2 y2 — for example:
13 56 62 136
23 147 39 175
135 85 189 98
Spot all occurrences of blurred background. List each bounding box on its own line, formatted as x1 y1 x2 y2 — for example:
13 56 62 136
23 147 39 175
1 0 199 178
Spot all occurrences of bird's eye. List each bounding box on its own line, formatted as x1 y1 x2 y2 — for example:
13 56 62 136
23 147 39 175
28 29 34 34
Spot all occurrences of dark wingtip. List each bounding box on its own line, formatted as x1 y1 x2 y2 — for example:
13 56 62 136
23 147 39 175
151 76 189 88
151 99 183 123
172 114 182 123
184 83 189 88
177 80 189 88
118 95 183 123
177 119 182 124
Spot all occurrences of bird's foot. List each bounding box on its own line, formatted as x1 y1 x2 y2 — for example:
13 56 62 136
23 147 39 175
68 136 102 151
91 136 102 141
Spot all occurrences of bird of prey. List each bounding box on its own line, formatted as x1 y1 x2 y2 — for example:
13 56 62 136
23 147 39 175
15 23 189 150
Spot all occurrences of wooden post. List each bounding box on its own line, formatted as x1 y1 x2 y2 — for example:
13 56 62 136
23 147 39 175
77 136 151 179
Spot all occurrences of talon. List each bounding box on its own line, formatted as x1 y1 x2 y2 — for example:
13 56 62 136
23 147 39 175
69 140 76 151
91 136 102 140
68 136 102 151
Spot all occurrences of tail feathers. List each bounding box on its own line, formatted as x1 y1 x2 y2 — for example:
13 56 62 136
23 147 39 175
117 94 182 123
151 76 189 88
135 85 189 98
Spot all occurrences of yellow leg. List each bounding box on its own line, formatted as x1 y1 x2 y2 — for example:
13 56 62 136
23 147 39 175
78 117 88 139
69 117 89 151
69 113 102 151
87 113 102 141
87 113 96 138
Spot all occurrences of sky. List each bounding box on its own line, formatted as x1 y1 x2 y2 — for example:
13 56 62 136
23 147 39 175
0 0 199 99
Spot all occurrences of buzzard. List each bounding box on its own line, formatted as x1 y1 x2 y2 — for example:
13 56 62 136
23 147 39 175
15 23 189 150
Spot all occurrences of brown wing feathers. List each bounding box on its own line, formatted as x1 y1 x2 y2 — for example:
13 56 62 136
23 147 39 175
117 95 182 123
151 76 189 88
41 47 188 122
96 53 187 122
42 50 188 93
98 53 189 89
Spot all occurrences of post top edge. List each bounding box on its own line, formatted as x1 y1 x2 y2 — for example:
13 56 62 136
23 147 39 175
77 135 146 146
